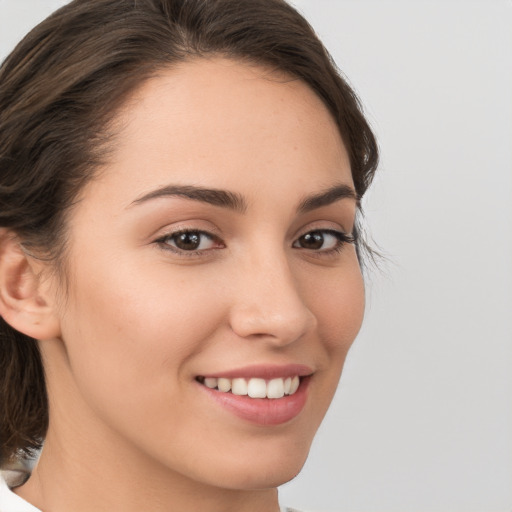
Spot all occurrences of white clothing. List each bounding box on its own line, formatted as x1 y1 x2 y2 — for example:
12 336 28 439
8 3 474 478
0 478 40 512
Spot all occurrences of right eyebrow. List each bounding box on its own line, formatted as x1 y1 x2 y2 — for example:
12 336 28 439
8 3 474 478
296 183 359 213
129 184 247 214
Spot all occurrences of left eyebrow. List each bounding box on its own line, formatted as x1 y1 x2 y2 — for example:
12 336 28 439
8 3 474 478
297 183 359 213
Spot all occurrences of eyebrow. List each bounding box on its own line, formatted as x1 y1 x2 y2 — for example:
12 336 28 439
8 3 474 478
297 183 359 213
130 182 358 213
130 184 247 213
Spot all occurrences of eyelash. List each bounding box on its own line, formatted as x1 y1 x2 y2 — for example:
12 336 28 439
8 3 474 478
292 229 355 256
155 229 223 257
154 228 355 258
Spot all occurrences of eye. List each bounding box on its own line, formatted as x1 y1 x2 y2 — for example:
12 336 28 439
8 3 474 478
156 230 222 253
292 229 354 253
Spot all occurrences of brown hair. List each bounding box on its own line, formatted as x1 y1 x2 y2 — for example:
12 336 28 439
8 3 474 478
0 0 378 465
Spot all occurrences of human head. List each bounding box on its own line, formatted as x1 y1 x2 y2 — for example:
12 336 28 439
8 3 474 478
0 0 378 468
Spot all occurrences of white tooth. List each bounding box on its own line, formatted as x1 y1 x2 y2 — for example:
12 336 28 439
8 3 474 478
267 378 285 399
217 378 231 393
289 376 300 395
284 377 292 395
232 378 248 396
204 377 218 389
247 378 267 398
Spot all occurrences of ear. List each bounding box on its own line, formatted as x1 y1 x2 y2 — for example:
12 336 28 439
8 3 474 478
0 230 61 340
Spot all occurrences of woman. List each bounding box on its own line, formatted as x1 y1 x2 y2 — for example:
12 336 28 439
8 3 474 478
0 0 378 511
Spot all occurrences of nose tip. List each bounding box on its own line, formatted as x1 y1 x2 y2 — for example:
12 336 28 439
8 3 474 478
228 268 317 345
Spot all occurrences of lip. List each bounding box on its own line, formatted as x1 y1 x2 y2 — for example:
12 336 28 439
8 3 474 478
199 363 313 380
196 364 312 426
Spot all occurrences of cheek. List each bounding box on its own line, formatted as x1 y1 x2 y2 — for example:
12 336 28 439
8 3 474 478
58 256 226 407
308 260 365 357
298 255 365 400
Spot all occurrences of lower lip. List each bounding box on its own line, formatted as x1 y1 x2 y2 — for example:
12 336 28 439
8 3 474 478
198 377 310 426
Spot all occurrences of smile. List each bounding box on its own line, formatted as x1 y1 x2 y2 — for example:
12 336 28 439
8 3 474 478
197 376 301 399
196 364 312 425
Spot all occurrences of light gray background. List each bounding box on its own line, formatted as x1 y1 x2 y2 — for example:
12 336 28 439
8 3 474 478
1 1 511 511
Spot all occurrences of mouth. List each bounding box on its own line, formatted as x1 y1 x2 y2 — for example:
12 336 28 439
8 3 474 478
196 375 302 399
195 366 312 426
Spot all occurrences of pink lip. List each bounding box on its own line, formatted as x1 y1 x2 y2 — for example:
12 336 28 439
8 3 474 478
196 364 312 426
199 363 313 380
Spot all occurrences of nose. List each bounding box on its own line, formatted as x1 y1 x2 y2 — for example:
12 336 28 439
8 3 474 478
228 252 317 346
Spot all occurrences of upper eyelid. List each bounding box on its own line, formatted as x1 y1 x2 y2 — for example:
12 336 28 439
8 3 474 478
153 223 222 241
155 227 352 252
153 223 351 241
293 221 352 240
155 228 222 245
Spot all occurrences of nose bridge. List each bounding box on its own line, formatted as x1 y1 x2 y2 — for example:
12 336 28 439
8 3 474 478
229 246 317 344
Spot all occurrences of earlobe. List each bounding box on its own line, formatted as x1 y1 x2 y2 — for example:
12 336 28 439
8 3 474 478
0 230 61 340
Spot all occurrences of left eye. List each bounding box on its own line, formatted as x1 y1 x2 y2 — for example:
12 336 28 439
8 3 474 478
158 230 219 252
293 230 352 251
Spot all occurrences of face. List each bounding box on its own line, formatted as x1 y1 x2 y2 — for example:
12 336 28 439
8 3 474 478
46 58 365 490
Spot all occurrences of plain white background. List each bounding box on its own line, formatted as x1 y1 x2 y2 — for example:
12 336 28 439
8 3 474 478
1 1 511 511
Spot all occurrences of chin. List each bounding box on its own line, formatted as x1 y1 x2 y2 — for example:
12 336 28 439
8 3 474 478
215 459 308 491
192 435 313 491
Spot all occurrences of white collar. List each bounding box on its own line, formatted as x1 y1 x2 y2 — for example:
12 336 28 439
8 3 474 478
0 476 41 512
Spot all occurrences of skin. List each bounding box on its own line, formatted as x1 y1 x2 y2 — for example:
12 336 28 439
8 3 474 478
14 58 365 512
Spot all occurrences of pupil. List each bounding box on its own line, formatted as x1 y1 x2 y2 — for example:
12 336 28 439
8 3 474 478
176 232 200 250
301 232 324 249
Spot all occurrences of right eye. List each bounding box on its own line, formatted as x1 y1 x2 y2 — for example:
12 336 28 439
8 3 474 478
155 230 223 255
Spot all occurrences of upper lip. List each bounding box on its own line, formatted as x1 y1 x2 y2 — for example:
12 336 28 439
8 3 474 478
198 364 313 380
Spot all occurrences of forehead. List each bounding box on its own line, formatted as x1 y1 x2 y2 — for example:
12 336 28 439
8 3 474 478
85 57 352 208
